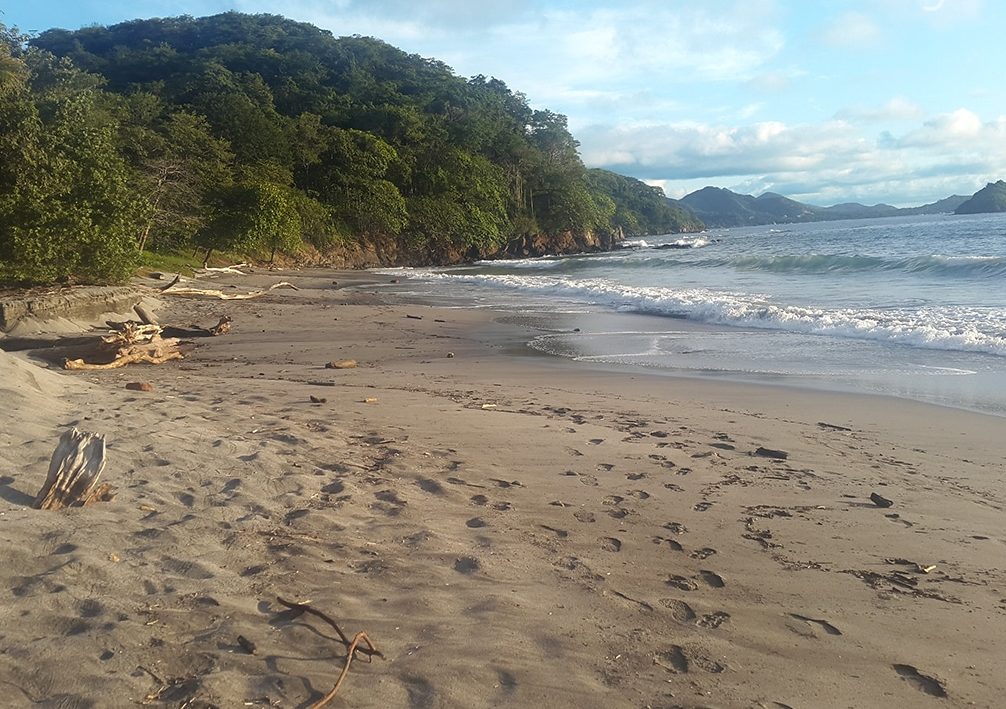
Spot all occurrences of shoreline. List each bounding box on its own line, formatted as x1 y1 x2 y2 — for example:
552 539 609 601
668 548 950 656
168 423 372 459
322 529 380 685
1 267 1003 707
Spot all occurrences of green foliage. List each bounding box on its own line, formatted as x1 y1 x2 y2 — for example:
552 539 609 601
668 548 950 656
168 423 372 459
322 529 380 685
196 181 302 263
586 169 704 234
1 12 709 286
0 43 143 285
406 147 509 249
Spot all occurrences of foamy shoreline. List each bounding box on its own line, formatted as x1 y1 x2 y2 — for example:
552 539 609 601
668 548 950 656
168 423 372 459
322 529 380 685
1 268 1003 707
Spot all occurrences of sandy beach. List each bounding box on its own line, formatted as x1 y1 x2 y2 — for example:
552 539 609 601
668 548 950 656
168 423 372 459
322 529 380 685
1 268 1004 708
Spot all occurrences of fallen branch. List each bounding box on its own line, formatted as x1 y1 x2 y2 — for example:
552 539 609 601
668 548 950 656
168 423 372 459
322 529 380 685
35 428 112 510
275 596 384 708
194 263 250 277
161 281 298 300
158 274 181 292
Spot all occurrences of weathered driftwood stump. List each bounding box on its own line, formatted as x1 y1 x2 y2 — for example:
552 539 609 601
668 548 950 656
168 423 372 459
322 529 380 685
64 322 183 370
34 428 113 510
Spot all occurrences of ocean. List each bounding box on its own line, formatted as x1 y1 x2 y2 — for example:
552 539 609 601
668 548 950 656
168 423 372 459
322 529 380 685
378 212 1006 416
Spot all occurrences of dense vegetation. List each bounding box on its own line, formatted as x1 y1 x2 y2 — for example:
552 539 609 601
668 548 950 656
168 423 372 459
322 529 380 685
0 13 699 286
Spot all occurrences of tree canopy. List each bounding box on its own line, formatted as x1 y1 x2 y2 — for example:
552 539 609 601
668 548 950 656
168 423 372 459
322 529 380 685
1 13 702 285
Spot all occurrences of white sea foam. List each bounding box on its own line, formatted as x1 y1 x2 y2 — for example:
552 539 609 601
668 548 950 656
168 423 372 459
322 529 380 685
394 271 1006 357
667 236 710 248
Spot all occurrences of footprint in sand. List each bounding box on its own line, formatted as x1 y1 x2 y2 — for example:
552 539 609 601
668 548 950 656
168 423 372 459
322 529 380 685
607 507 631 519
588 438 604 445
470 494 489 506
466 517 487 528
697 611 731 629
627 490 651 500
573 510 596 523
489 478 524 488
663 483 684 492
626 472 646 481
699 570 726 588
653 536 684 552
417 478 446 495
666 575 698 591
663 522 688 534
540 525 568 539
893 664 948 698
689 547 717 560
655 645 725 674
454 557 480 574
659 598 696 622
600 537 622 552
602 495 625 505
597 463 615 471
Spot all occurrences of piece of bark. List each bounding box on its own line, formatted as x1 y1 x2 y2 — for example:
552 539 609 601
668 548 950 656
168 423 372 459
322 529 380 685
125 382 154 392
870 492 894 508
35 429 108 510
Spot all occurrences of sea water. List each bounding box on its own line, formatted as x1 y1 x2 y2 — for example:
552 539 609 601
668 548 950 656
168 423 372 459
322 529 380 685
378 213 1006 416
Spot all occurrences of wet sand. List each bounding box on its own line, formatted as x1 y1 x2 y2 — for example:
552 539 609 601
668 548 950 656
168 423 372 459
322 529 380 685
1 268 1003 708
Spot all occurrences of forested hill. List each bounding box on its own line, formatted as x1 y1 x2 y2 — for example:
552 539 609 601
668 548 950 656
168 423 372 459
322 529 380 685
0 13 701 286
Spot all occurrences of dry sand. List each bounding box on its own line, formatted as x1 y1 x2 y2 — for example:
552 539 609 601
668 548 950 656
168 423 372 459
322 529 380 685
1 268 1004 708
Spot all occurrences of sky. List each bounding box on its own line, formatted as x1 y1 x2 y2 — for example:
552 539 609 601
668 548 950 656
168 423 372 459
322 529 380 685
5 0 1006 207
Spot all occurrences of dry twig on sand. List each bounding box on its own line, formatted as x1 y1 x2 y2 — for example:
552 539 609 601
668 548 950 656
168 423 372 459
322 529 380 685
275 596 384 708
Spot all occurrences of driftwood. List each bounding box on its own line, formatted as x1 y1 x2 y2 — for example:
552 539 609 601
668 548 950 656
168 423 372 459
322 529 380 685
64 323 184 370
162 281 298 300
275 597 383 708
35 428 113 510
133 303 159 326
194 263 250 276
161 316 232 339
158 275 182 292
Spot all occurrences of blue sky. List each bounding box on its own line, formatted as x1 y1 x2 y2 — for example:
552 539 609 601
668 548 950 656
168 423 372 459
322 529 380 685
5 0 1005 206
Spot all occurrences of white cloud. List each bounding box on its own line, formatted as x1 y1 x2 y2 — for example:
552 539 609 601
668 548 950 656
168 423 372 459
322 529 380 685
579 108 1006 206
835 97 922 122
898 108 1006 147
821 11 881 47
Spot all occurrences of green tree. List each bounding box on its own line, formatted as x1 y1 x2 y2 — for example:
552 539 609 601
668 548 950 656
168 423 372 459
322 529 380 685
1 43 144 285
196 181 301 264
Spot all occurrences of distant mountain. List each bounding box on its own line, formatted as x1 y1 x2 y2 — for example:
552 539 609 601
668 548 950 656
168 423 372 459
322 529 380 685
679 187 970 228
954 181 1006 214
901 194 969 215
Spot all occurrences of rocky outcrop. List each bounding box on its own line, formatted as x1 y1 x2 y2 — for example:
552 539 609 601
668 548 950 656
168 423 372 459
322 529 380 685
292 229 621 270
